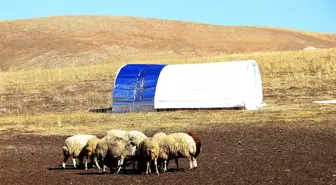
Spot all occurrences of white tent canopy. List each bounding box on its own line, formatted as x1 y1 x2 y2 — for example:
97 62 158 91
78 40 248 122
154 60 265 110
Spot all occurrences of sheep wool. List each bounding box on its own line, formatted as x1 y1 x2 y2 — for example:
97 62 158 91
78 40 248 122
62 134 97 169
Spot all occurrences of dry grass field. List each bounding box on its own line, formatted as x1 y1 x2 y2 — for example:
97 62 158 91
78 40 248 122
0 48 335 135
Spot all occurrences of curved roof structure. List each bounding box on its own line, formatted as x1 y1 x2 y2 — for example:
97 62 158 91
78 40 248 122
112 60 265 113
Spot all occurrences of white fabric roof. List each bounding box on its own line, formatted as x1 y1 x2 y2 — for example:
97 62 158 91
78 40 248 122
154 60 265 110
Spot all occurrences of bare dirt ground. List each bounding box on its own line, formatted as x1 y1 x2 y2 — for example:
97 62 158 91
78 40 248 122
1 124 336 185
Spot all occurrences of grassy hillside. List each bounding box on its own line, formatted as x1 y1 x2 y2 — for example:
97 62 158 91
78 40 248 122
0 49 335 135
1 15 336 71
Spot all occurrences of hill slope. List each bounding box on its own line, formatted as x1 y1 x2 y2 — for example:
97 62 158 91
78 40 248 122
1 15 336 71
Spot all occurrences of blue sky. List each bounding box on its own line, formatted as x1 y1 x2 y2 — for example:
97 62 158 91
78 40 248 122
1 0 335 33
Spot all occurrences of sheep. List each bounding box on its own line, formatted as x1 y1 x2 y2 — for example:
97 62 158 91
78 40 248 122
156 132 197 172
137 137 160 175
84 137 101 170
106 129 148 147
62 134 97 169
167 132 202 171
106 129 148 170
95 136 137 174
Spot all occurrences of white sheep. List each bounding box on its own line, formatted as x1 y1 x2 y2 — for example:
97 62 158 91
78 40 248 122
62 134 97 169
95 135 137 174
137 137 160 175
168 132 202 170
156 132 197 172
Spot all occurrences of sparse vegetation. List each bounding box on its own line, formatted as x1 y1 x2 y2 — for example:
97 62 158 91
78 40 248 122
0 48 335 135
1 15 336 71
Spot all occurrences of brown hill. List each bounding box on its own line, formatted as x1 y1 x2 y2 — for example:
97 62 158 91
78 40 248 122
1 15 336 71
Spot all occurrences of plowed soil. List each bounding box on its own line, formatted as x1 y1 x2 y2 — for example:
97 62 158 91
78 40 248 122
1 124 336 185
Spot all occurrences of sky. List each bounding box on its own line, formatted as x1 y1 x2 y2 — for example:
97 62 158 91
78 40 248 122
1 0 335 33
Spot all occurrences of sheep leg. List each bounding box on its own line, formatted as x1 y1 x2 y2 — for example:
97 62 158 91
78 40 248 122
148 161 152 174
84 157 88 170
62 147 70 169
154 158 159 175
192 157 197 168
136 159 141 174
175 158 179 170
102 165 107 174
116 157 125 174
188 157 193 170
89 155 95 168
79 156 84 168
94 157 101 169
72 158 77 168
99 155 106 174
163 159 167 172
146 161 150 174
62 155 70 169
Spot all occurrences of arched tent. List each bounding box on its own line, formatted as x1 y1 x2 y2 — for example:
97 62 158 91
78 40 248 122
111 60 265 113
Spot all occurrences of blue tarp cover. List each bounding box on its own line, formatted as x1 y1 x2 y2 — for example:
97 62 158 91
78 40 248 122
112 64 166 113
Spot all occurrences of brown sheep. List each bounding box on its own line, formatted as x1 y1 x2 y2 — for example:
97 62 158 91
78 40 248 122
187 131 202 158
84 137 101 170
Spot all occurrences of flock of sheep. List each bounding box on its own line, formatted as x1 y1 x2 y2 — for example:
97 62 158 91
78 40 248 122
61 129 202 175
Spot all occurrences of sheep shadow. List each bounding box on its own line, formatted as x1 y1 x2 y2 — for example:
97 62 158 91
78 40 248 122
47 165 88 171
76 169 140 176
47 167 80 171
76 167 189 176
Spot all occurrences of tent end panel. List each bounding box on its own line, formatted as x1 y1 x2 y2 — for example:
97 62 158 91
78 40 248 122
111 64 166 113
